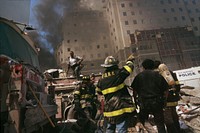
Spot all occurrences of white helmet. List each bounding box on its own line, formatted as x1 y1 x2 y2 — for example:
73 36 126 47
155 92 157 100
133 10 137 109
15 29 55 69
101 56 119 68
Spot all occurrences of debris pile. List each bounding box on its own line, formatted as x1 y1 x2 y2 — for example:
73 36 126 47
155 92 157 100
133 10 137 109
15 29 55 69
177 87 200 133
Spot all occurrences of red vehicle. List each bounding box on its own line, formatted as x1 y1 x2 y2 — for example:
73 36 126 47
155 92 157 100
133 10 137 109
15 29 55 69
0 17 57 133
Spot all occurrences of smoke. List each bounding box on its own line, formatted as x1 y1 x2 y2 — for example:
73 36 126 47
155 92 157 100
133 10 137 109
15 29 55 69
32 0 105 50
30 0 108 70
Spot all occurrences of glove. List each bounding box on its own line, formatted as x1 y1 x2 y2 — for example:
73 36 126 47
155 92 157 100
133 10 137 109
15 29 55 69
126 54 135 62
135 122 148 133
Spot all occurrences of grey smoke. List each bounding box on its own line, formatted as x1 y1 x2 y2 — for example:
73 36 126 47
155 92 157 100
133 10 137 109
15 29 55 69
30 0 108 71
32 0 106 51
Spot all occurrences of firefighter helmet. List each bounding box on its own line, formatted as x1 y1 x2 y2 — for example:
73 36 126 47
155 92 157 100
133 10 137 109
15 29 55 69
81 75 91 81
101 56 119 68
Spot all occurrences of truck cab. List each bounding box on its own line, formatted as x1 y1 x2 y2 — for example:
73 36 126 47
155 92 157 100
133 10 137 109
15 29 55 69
0 17 57 133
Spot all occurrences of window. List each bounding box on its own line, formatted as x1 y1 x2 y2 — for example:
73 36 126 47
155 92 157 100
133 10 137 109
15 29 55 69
192 0 196 4
104 44 107 48
184 0 188 5
123 12 127 16
97 45 100 49
195 9 199 13
179 8 183 12
121 3 125 8
168 0 172 4
194 26 198 31
182 16 185 20
131 11 135 15
141 19 144 24
127 30 130 34
67 48 71 51
176 0 179 3
129 3 133 7
125 21 129 25
139 10 142 15
160 1 164 4
174 17 177 21
171 8 175 12
191 18 195 22
166 18 170 22
163 9 167 13
133 20 137 24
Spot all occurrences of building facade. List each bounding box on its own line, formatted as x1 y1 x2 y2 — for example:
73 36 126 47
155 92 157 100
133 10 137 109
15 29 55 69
55 1 113 75
130 27 200 73
106 0 200 69
55 0 200 77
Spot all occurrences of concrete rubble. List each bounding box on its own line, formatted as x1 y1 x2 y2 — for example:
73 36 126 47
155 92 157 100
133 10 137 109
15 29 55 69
177 87 200 133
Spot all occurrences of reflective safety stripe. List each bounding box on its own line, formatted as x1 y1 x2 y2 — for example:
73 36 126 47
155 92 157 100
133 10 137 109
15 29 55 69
96 87 101 92
169 88 176 91
104 107 135 117
123 65 132 73
74 91 80 95
175 81 179 85
81 94 92 99
126 61 133 65
166 101 178 107
102 83 125 95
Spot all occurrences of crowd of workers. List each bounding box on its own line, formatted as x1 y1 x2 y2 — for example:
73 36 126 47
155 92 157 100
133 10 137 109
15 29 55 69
66 51 181 133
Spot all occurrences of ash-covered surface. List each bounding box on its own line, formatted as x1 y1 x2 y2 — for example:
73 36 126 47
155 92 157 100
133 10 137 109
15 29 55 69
177 87 200 133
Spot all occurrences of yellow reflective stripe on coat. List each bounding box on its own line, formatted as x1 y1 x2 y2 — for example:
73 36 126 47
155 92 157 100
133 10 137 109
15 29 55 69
123 65 132 73
175 81 179 85
96 87 101 92
74 91 80 95
102 83 125 95
81 94 92 99
104 107 135 117
166 101 178 107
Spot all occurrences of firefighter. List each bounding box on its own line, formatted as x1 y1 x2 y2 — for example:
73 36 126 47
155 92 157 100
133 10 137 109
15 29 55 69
154 60 181 133
131 59 169 133
96 55 137 133
73 75 98 132
66 51 83 80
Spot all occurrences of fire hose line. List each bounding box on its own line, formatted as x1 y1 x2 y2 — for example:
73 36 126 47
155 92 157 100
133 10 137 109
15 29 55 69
27 84 55 128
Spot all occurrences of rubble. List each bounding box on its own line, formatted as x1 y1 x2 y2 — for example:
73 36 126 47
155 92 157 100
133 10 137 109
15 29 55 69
177 87 200 133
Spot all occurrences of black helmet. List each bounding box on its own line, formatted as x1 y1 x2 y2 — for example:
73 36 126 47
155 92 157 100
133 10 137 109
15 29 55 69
81 75 90 81
101 56 119 68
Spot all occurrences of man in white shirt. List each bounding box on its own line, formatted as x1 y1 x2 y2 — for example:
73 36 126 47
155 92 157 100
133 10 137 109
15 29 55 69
66 51 83 80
